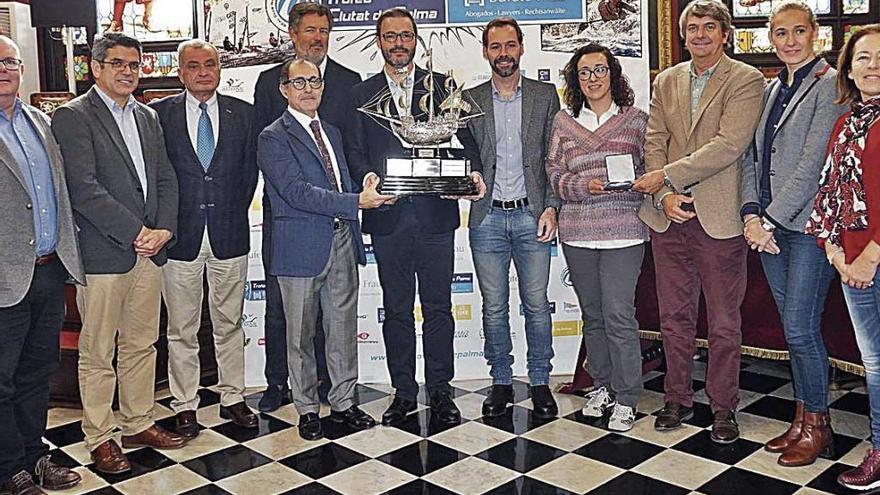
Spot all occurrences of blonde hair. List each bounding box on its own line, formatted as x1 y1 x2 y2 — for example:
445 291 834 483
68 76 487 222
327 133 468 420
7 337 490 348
768 0 819 31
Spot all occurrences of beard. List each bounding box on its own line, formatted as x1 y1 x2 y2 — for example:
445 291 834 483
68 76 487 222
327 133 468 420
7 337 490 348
297 43 327 65
490 55 520 78
382 45 415 69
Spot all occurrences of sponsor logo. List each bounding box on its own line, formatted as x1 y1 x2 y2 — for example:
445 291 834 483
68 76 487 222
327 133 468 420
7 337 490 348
240 313 259 328
452 273 474 293
560 267 572 287
552 320 583 337
377 307 385 323
364 244 376 264
361 278 382 295
453 304 473 321
563 301 580 313
244 280 266 300
220 77 245 94
415 306 423 323
538 69 551 82
550 238 558 257
464 0 485 6
454 329 470 339
357 313 367 319
357 332 370 340
257 337 265 346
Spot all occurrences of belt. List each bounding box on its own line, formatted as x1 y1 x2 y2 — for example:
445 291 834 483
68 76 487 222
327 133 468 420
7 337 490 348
333 219 344 230
492 198 529 210
35 252 57 266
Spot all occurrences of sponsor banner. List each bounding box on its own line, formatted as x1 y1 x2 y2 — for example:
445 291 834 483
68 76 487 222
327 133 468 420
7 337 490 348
552 320 583 337
447 0 584 25
451 272 475 294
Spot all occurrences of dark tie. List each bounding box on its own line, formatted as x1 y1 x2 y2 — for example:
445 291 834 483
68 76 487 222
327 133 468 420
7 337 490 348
308 120 340 192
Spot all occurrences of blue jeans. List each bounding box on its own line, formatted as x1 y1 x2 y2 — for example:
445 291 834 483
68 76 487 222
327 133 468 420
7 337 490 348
470 206 553 385
760 229 834 412
843 273 880 448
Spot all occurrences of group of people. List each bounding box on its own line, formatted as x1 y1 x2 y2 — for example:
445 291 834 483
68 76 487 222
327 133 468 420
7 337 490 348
4 0 880 493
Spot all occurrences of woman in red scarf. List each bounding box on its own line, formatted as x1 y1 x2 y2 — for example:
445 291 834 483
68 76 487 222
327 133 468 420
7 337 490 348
806 24 880 491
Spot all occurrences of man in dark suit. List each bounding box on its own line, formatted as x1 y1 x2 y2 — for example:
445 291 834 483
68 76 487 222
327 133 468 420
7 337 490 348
259 58 392 440
150 40 259 440
0 35 84 495
464 18 560 420
252 1 362 413
52 32 185 475
347 8 481 426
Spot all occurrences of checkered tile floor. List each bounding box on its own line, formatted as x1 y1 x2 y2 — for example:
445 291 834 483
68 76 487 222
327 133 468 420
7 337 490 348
43 356 872 494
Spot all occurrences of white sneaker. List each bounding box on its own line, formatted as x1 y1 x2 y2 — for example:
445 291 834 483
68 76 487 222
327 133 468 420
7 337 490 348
581 386 616 417
608 403 636 432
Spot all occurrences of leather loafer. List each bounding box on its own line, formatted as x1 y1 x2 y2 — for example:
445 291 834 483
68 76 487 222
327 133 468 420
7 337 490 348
220 402 258 429
33 455 80 491
330 405 377 430
90 439 131 474
482 384 514 417
122 424 187 450
174 410 200 439
382 397 417 425
258 384 291 413
298 412 323 441
530 385 558 419
654 401 694 431
1 471 45 495
430 390 461 424
710 410 739 444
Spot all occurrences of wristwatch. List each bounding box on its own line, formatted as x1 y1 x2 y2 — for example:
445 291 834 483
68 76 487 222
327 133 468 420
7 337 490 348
655 191 675 210
761 218 776 233
662 171 675 191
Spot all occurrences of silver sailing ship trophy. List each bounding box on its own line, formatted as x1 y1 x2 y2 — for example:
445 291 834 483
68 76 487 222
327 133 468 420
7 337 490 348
357 48 483 196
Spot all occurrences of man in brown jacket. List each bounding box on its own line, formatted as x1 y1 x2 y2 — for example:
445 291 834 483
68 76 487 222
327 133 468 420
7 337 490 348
633 0 764 444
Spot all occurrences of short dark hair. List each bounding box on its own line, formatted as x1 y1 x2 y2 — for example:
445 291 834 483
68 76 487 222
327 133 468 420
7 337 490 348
482 17 523 47
92 32 142 61
376 8 417 39
836 24 880 105
279 58 321 85
562 43 635 117
288 2 333 32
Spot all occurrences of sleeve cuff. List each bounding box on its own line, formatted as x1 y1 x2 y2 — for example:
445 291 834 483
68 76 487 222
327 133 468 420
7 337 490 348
740 203 761 219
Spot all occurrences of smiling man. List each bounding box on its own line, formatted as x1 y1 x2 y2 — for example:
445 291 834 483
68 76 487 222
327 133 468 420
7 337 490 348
631 0 764 443
52 32 183 474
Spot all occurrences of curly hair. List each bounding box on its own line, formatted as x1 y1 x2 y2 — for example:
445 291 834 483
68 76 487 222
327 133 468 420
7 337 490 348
562 44 635 117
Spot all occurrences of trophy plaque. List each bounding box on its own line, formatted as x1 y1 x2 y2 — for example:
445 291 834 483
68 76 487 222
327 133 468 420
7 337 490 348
358 49 482 196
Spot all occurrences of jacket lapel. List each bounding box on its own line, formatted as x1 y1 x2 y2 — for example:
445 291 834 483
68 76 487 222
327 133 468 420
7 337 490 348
171 93 202 169
0 132 26 191
133 104 153 200
754 79 780 156
520 79 535 160
87 88 141 187
675 66 691 140
284 111 323 164
774 59 829 135
688 56 730 138
212 95 233 171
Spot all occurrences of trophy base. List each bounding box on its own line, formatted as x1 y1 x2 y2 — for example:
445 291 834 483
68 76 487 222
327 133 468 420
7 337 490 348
380 153 475 196
379 176 477 196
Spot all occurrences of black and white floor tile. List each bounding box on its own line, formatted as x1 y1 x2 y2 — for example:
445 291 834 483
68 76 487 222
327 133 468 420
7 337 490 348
42 356 874 494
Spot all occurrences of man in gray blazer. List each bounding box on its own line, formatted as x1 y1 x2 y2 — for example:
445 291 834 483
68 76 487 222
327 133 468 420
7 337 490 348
52 32 184 475
464 17 561 419
0 35 85 495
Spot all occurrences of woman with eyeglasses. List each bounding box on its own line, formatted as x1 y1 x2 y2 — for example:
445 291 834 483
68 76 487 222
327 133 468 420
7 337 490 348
807 24 880 491
740 0 846 467
545 43 648 432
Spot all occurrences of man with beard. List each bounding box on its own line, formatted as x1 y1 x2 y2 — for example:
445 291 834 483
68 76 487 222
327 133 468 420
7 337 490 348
252 2 361 413
463 17 560 419
346 7 481 426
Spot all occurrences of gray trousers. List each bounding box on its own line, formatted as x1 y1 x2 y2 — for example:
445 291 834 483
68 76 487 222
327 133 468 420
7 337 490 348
562 243 645 407
277 226 359 415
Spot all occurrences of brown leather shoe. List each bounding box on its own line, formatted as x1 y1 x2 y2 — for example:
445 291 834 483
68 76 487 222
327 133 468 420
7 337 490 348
122 424 188 450
765 400 803 453
1 471 45 495
219 401 258 429
90 440 131 474
654 402 694 431
174 410 200 439
710 410 739 444
839 448 880 491
33 455 80 490
777 411 834 467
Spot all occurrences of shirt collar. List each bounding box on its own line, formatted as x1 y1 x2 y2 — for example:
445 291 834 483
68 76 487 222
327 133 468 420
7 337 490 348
287 106 321 131
94 85 136 113
491 76 523 100
777 56 821 88
185 90 218 110
384 66 415 91
0 98 23 123
581 101 620 121
689 58 721 80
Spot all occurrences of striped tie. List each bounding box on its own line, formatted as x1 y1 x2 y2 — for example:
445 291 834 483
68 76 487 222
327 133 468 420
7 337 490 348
309 120 340 192
196 102 214 170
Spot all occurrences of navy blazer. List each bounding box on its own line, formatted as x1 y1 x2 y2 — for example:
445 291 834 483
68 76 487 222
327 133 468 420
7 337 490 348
345 67 481 236
150 92 258 261
258 111 366 277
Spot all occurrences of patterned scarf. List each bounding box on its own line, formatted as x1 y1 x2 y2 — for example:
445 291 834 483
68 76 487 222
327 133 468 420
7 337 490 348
806 97 880 244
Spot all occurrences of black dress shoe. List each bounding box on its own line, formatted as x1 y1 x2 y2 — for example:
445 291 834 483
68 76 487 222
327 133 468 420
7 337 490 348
430 390 461 424
174 410 200 439
382 397 417 425
482 384 514 417
530 385 558 419
258 384 291 413
298 413 323 441
330 405 377 430
220 402 258 428
33 456 81 491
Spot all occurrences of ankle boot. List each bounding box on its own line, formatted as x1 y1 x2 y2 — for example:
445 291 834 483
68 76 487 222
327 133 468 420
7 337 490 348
765 401 804 453
777 411 834 467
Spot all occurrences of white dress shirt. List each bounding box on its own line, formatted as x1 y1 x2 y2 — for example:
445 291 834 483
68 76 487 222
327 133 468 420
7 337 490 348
287 107 342 189
185 91 220 156
94 86 148 199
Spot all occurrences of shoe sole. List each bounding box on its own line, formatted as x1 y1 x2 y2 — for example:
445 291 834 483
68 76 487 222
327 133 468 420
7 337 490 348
532 409 558 420
92 464 132 475
121 440 188 450
219 411 259 429
482 404 512 418
710 435 739 445
41 479 82 491
607 423 634 432
840 479 880 491
654 410 694 431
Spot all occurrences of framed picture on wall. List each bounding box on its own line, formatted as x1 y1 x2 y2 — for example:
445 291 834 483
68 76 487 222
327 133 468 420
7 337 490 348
95 0 198 43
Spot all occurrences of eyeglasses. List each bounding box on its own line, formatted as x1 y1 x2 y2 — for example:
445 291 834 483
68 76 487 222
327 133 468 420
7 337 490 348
96 59 143 72
0 58 22 71
381 31 416 43
282 76 323 90
577 65 610 80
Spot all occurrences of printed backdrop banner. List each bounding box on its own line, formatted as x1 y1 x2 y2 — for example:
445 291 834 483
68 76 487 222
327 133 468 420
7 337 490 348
208 0 650 387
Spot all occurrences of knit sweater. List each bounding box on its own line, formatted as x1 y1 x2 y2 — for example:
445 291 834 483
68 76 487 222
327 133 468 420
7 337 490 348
545 105 650 243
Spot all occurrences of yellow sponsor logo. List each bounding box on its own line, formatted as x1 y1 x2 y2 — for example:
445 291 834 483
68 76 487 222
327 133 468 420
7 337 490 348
414 306 423 323
453 304 473 321
552 320 582 337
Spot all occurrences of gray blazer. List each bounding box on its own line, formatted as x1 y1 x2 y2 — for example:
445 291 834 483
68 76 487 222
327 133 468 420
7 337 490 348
740 58 847 231
465 76 561 227
0 103 84 307
52 87 178 274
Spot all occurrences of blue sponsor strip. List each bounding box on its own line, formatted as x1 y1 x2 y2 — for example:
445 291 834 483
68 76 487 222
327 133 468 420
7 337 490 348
447 0 583 25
